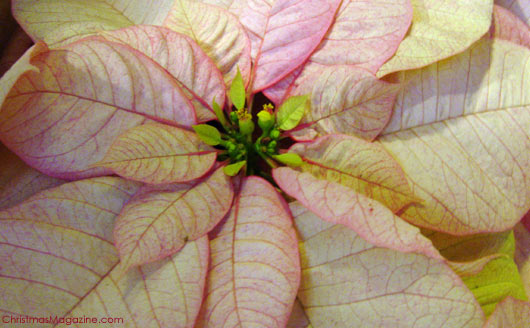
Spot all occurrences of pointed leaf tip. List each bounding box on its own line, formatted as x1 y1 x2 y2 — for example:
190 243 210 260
229 68 246 111
193 124 222 146
273 153 303 167
223 160 246 176
114 167 232 269
212 98 229 128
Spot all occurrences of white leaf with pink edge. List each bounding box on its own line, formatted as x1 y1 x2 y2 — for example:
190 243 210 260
196 177 300 328
0 38 197 179
273 167 441 259
291 201 485 328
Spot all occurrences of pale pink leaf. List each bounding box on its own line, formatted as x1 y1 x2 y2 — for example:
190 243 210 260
264 0 412 103
0 178 209 328
263 65 303 105
12 0 175 47
484 297 530 327
100 25 226 122
163 0 251 86
273 167 441 259
114 167 233 269
249 0 342 92
309 0 412 73
491 5 530 48
97 123 217 184
196 177 300 328
291 201 485 328
380 38 530 235
496 0 530 26
0 38 197 179
0 177 140 241
291 65 399 140
377 0 493 77
289 134 418 213
0 143 64 210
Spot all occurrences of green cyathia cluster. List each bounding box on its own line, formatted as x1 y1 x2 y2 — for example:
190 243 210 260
192 69 307 177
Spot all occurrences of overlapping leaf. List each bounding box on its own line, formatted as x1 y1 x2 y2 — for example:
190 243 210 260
246 0 341 92
379 37 530 235
273 167 440 259
291 202 485 328
496 0 530 26
290 65 399 141
0 178 209 328
0 42 47 108
0 38 197 179
12 0 175 46
114 167 233 269
491 5 530 48
163 0 251 85
97 123 217 185
288 134 417 213
264 0 412 103
197 177 300 328
100 25 225 122
198 0 341 92
434 229 528 316
452 253 527 316
377 0 493 77
484 297 530 327
0 143 64 210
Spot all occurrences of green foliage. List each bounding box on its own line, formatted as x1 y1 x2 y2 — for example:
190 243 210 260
212 98 229 128
192 124 222 146
223 160 246 176
276 95 308 131
272 153 303 167
229 68 245 111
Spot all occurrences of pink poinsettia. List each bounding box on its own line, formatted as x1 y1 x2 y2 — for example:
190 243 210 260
0 0 530 327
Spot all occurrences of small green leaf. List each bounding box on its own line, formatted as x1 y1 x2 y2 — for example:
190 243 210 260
461 255 527 316
276 95 308 131
272 153 303 167
212 98 229 128
223 160 246 176
192 124 222 146
229 68 245 111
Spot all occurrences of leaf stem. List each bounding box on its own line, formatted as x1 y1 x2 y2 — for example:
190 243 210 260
257 151 278 169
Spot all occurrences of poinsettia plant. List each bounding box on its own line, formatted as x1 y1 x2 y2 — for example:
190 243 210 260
1 0 530 327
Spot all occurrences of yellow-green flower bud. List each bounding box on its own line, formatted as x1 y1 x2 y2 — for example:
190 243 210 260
270 129 280 140
238 115 255 136
230 111 239 124
257 110 275 133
